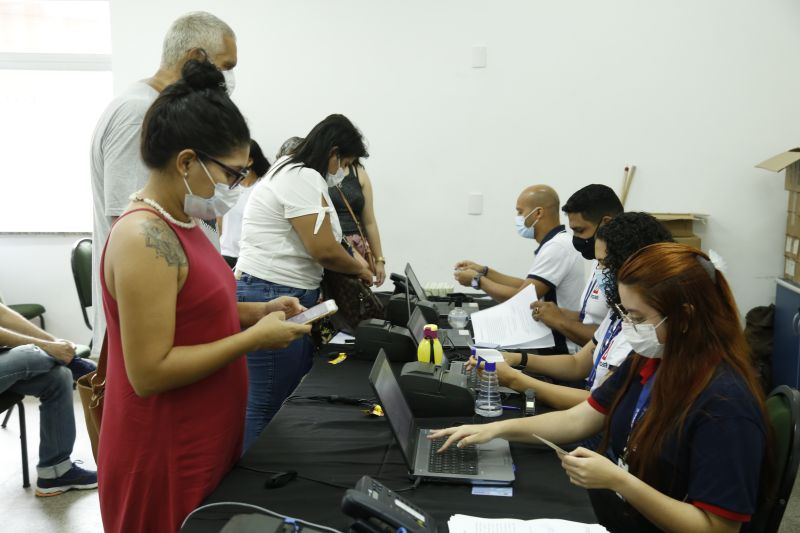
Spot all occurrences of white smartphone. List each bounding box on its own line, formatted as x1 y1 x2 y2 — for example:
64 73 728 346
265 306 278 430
286 300 339 325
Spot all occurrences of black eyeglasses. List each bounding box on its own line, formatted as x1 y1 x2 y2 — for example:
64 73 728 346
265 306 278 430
196 150 250 189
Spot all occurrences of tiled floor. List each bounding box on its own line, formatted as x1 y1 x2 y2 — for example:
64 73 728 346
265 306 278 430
2 392 800 532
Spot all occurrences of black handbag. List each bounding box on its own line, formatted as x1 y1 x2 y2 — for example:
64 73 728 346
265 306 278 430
321 240 384 334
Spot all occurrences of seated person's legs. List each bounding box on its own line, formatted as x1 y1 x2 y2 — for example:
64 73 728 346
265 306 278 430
1 345 97 496
0 344 59 392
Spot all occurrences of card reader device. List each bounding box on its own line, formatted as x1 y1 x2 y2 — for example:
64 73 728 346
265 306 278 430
397 361 476 417
354 319 417 362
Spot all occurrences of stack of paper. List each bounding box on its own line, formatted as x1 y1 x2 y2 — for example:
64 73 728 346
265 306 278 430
448 514 608 533
470 285 554 349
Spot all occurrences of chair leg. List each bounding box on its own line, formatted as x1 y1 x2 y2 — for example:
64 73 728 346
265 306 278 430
2 405 13 428
18 401 29 488
39 315 45 330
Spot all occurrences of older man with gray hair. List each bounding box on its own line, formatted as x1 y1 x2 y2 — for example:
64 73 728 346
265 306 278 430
89 11 238 356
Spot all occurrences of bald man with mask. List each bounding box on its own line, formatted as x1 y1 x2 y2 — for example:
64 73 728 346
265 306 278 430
455 185 585 353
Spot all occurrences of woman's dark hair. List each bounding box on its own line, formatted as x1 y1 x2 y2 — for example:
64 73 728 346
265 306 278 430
272 114 368 177
141 59 250 169
595 212 674 313
249 140 270 178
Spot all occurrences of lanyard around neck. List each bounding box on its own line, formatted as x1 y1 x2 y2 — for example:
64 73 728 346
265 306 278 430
585 317 622 389
578 276 599 322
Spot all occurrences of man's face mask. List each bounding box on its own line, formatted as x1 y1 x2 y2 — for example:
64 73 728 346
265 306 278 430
515 207 540 239
572 224 599 260
222 69 235 96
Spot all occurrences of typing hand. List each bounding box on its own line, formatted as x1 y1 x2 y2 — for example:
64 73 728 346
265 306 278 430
251 312 311 350
266 296 305 319
454 268 477 287
560 447 628 491
427 424 500 452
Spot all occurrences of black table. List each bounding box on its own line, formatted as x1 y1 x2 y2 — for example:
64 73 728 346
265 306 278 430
181 356 595 532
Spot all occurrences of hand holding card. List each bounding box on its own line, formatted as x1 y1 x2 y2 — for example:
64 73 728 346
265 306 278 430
531 433 567 456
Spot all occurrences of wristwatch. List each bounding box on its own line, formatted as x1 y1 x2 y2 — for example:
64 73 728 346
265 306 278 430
514 351 529 370
471 272 484 289
480 265 489 276
376 256 386 263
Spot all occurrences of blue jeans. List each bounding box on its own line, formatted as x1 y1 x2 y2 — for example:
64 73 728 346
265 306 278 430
237 274 319 452
0 344 76 478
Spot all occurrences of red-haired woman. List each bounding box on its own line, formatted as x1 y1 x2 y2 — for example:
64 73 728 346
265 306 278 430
431 243 770 533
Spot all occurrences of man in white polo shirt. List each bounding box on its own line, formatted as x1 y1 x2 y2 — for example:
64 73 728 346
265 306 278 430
530 184 624 347
454 184 585 353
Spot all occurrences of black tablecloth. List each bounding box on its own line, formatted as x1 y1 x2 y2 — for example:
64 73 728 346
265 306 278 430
181 356 595 532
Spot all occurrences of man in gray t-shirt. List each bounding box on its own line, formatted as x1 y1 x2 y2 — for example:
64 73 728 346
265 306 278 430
89 11 239 355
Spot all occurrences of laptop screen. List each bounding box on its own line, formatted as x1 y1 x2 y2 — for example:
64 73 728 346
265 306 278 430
404 263 427 300
407 307 427 345
368 351 418 469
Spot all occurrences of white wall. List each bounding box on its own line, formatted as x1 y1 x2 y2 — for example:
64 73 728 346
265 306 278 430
0 235 93 345
97 1 795 327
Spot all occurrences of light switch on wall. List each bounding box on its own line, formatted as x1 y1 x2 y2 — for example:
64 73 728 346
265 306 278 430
472 46 487 68
468 192 483 215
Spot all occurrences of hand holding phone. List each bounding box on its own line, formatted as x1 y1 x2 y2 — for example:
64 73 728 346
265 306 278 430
286 300 338 325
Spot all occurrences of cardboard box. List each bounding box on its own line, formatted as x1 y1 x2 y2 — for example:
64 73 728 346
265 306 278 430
651 213 708 237
651 213 707 248
673 235 702 248
757 149 800 191
789 213 800 238
786 255 800 284
756 149 800 282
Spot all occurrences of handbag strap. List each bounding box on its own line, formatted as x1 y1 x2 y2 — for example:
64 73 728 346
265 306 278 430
335 169 369 246
91 333 108 389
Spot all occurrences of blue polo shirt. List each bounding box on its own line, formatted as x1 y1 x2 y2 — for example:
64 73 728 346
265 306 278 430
587 355 766 532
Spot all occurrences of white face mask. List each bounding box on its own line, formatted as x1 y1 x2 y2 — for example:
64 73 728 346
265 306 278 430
222 69 235 96
183 159 241 219
514 208 540 239
326 164 346 187
621 316 667 359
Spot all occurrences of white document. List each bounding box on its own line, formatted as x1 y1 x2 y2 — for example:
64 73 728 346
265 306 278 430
470 285 554 349
448 514 608 533
329 331 355 344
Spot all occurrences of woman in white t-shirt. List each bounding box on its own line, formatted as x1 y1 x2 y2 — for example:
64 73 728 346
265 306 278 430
488 213 674 410
236 114 372 450
219 140 270 269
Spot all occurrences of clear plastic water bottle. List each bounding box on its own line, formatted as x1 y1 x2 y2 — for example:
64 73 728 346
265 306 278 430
475 362 502 417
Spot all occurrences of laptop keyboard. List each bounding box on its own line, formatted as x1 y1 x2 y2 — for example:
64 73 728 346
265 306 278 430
427 437 478 475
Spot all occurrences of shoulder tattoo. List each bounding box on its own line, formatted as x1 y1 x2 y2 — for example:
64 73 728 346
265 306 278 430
139 218 187 267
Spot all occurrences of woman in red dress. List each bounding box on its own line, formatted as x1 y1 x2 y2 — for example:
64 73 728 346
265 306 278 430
97 59 310 533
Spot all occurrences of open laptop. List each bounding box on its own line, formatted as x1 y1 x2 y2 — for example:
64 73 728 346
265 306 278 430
369 351 515 485
407 306 472 350
404 263 456 318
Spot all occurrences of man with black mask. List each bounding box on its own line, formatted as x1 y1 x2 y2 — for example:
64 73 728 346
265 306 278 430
530 184 623 347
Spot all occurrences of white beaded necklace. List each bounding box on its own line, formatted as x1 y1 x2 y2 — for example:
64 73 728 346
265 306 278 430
129 192 196 229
